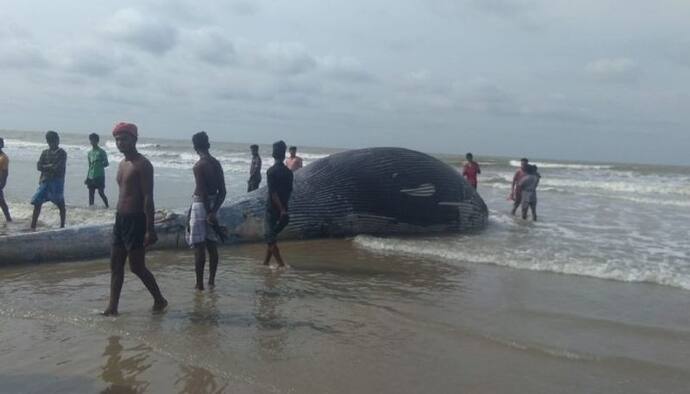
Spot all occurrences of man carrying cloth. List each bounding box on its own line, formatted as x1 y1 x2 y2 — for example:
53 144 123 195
103 122 167 316
263 140 293 268
186 131 227 290
0 137 11 222
85 133 109 208
31 130 67 230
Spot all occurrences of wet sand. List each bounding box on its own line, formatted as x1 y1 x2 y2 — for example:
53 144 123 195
1 239 690 393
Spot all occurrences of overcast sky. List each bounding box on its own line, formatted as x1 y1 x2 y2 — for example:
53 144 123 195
1 0 689 164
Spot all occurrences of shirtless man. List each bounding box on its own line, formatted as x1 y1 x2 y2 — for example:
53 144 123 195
103 122 167 316
0 138 11 222
284 146 303 171
187 131 226 290
511 158 540 216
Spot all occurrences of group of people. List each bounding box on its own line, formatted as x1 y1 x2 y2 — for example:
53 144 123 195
0 124 303 315
0 132 110 229
461 153 540 221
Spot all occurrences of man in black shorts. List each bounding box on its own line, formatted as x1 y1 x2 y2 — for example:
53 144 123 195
103 122 167 316
262 140 293 267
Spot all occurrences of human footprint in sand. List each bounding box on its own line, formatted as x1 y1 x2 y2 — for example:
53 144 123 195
103 122 167 316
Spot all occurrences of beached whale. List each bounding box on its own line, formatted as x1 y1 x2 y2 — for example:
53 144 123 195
0 147 488 265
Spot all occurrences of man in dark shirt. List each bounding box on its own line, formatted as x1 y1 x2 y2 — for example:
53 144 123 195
247 144 262 192
263 140 293 267
30 130 67 229
187 131 226 290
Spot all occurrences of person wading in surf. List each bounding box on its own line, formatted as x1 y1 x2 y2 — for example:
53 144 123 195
519 164 539 221
186 131 226 290
263 140 293 268
85 133 109 208
103 122 167 316
462 152 481 189
0 138 11 222
30 131 67 230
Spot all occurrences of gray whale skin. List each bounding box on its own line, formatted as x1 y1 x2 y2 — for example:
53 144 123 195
0 147 488 265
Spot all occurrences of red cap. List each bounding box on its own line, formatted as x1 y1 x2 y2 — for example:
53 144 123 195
112 122 138 138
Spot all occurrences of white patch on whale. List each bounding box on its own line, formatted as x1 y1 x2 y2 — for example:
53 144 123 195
400 183 436 197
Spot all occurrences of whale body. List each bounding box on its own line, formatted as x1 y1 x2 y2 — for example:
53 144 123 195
0 147 488 265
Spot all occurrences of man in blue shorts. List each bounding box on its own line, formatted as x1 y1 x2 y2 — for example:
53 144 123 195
31 130 67 229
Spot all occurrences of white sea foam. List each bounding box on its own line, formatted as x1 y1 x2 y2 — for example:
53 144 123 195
509 160 612 170
353 235 690 291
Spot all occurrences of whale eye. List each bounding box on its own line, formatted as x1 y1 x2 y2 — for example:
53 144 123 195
400 183 436 197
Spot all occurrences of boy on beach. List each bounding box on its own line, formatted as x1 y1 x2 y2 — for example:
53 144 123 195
0 138 11 222
103 122 167 316
263 140 293 268
187 131 226 290
285 146 303 171
462 152 481 189
85 133 109 208
30 131 67 230
248 144 262 192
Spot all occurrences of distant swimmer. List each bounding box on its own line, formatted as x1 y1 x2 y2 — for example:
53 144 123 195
285 145 303 171
248 144 262 192
263 140 293 268
462 152 481 189
519 165 539 221
85 133 109 208
30 131 67 230
186 131 227 290
103 122 167 316
0 138 11 222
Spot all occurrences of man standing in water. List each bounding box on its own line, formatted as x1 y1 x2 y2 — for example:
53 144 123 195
187 131 226 290
85 133 109 208
30 131 67 230
248 144 262 192
519 165 539 221
285 146 303 171
462 152 481 189
511 158 540 216
104 122 167 316
263 140 293 268
0 138 11 222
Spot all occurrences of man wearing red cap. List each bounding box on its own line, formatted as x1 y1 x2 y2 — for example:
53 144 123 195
103 122 167 316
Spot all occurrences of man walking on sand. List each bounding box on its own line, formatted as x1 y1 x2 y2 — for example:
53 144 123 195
30 131 67 230
0 138 11 222
263 141 293 268
187 131 226 290
248 144 262 192
285 146 303 172
85 133 109 208
103 122 167 316
462 152 481 189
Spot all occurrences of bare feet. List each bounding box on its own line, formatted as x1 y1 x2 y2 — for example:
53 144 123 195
195 284 204 291
208 281 215 289
102 306 118 316
152 298 168 313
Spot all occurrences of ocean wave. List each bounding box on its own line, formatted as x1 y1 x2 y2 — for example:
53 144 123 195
352 235 690 291
509 160 612 170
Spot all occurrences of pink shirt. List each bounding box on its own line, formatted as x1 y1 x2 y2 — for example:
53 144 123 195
285 156 303 171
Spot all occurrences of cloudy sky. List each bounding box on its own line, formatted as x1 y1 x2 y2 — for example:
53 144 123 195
1 0 689 164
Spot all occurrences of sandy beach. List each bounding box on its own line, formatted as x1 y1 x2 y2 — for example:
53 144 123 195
1 239 690 393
